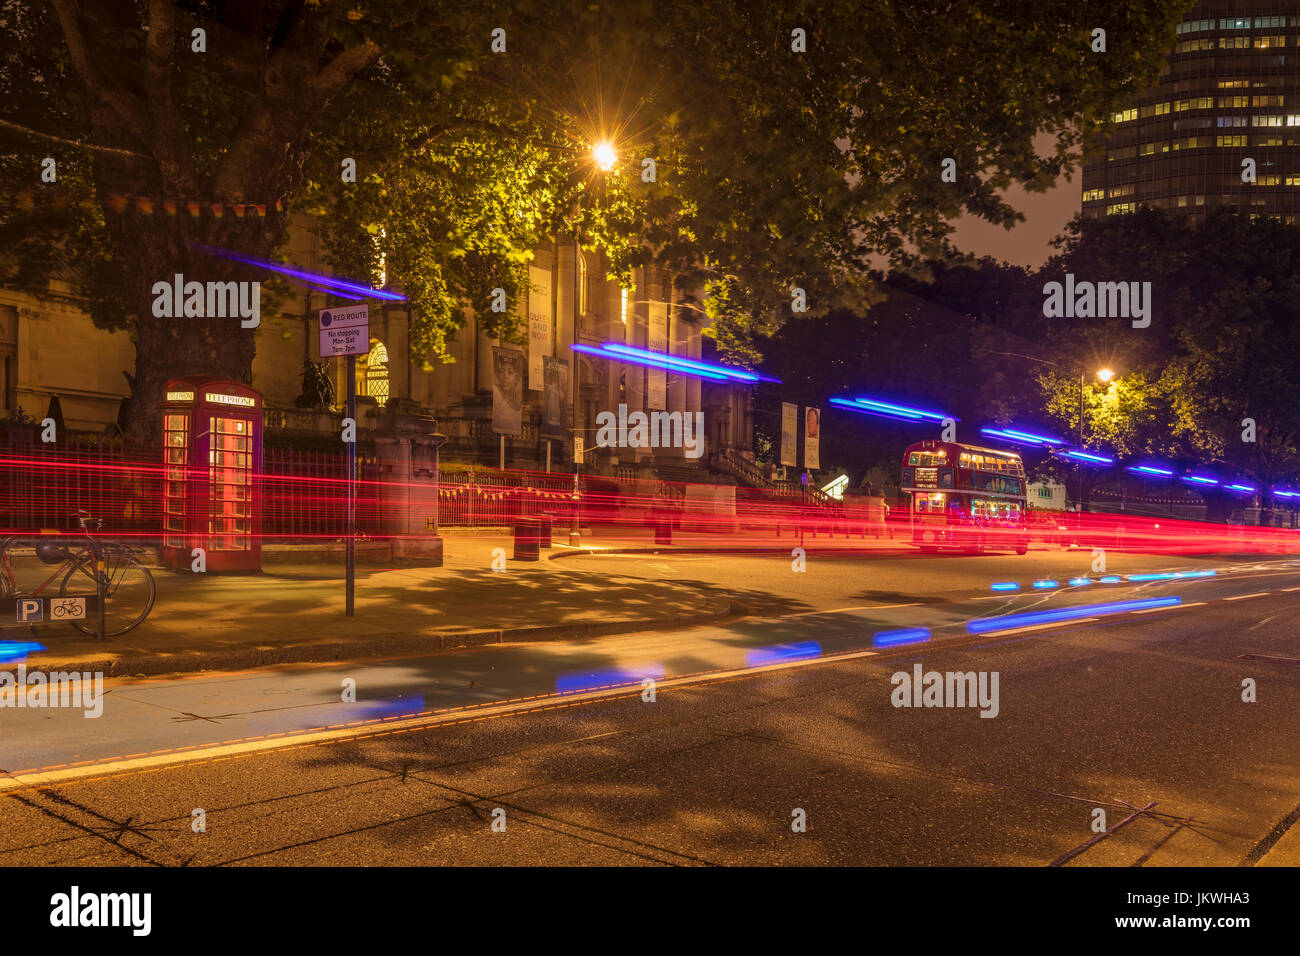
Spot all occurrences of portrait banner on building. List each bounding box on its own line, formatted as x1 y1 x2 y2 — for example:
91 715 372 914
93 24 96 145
541 355 569 439
780 402 798 467
527 264 552 390
804 405 820 471
492 347 525 437
648 301 668 409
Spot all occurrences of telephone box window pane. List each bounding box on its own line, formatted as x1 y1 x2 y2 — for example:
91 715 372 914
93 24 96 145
162 412 190 548
208 415 254 551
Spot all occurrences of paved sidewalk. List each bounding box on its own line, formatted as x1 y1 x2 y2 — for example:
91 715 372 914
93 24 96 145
0 534 732 677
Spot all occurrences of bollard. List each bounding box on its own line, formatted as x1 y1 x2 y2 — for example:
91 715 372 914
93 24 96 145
513 517 541 561
654 513 672 546
535 515 553 549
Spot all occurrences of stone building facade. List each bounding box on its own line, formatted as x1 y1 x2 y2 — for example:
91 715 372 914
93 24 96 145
1 216 755 482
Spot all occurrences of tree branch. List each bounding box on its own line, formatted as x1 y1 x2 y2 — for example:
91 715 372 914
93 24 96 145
212 13 380 200
308 40 382 103
49 0 150 143
144 0 200 193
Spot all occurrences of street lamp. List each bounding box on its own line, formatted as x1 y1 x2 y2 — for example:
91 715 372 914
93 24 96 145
975 350 1121 516
592 141 617 172
569 139 618 546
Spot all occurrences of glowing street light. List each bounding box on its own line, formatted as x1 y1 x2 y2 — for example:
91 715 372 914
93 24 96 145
1096 367 1115 383
592 141 617 171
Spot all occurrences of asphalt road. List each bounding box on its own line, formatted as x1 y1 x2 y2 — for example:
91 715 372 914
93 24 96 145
1 549 1298 865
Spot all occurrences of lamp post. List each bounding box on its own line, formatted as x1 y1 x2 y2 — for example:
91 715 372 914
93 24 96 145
976 348 1118 513
569 140 617 547
570 204 581 546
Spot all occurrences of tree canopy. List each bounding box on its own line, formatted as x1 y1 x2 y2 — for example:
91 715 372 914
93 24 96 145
770 208 1300 521
1 0 1185 436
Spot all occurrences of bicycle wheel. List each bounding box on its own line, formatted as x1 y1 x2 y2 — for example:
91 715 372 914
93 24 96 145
59 548 156 636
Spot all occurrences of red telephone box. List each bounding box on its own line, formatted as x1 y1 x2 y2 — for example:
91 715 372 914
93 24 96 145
161 377 263 572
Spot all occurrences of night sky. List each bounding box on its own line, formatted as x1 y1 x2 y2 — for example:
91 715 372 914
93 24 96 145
947 134 1080 268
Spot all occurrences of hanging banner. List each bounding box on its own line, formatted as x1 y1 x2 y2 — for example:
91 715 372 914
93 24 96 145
804 406 820 471
648 301 668 410
528 264 552 390
492 347 524 437
781 402 799 467
541 356 569 439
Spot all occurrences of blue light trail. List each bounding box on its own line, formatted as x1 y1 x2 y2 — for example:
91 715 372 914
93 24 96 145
965 596 1182 634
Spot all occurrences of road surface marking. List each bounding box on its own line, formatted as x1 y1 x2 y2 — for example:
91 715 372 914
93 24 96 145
777 603 919 618
1133 601 1206 613
974 618 1100 637
1223 592 1272 601
1236 654 1300 666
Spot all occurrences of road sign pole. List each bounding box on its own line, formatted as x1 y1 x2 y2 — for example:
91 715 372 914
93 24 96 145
346 352 356 618
318 303 367 619
90 540 105 641
571 436 582 546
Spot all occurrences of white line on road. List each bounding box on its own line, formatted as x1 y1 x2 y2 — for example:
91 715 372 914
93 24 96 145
1132 601 1206 613
973 618 1100 637
774 603 920 618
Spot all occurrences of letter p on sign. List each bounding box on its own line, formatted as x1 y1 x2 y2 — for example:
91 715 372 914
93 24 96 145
17 598 42 623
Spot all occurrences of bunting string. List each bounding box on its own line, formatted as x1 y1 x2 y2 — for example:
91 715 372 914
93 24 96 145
7 184 286 220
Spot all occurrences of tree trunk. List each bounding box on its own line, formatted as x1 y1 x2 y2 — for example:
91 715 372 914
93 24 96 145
100 205 282 443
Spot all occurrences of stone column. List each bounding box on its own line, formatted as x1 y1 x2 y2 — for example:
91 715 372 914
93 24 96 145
373 403 447 565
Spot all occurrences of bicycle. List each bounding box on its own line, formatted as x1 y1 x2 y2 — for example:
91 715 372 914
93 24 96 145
0 512 156 637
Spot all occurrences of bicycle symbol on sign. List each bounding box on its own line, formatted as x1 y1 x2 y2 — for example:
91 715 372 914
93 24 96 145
50 597 87 620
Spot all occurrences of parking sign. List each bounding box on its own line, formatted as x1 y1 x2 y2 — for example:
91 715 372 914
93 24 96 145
16 598 42 623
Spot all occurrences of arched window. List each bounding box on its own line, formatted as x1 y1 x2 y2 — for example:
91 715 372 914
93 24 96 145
359 339 390 407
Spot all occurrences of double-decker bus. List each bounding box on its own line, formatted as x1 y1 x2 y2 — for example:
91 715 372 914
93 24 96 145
901 440 1029 554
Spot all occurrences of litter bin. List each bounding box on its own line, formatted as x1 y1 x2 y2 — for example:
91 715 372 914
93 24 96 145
513 518 542 561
